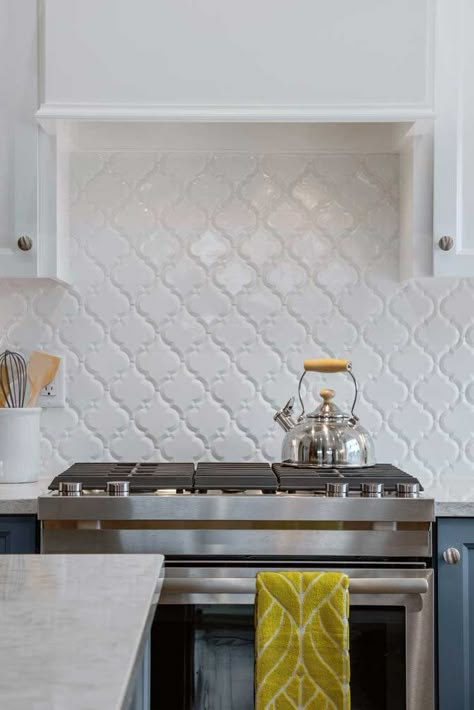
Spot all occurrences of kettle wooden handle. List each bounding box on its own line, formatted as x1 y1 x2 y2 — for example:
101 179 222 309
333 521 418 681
304 358 350 373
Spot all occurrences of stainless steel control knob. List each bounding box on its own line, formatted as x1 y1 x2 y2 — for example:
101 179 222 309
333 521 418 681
361 482 384 498
326 482 349 498
106 480 130 497
58 481 83 497
396 482 420 498
443 547 461 565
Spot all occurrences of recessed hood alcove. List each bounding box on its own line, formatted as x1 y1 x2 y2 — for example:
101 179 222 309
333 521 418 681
38 119 433 284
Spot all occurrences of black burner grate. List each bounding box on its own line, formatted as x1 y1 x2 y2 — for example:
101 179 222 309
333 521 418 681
194 462 278 492
49 462 195 493
49 462 422 494
273 463 423 492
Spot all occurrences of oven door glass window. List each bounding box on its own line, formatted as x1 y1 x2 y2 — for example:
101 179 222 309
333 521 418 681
151 605 406 710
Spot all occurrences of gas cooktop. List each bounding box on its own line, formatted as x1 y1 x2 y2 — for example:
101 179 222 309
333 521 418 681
48 462 423 497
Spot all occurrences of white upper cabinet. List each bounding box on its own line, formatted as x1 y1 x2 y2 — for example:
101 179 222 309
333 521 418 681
433 0 474 276
0 0 66 281
0 0 37 277
38 0 435 122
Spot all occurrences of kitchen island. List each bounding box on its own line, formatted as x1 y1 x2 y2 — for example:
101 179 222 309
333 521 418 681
0 554 163 710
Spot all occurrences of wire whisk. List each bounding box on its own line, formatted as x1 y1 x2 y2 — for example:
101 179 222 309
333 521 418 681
0 350 28 407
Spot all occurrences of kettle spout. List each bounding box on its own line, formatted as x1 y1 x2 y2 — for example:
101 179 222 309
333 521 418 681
274 397 296 432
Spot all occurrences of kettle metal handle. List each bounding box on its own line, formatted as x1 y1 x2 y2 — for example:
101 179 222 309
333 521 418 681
298 359 359 421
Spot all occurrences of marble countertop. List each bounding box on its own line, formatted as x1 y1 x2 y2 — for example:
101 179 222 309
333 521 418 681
0 476 50 514
422 475 474 517
0 554 164 710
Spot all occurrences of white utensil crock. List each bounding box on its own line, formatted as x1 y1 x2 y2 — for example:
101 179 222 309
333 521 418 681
0 408 41 483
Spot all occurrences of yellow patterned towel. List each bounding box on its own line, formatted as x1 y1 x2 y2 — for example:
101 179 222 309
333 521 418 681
255 571 350 710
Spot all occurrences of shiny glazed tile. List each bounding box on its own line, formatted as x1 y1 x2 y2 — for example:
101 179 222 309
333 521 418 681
0 151 473 490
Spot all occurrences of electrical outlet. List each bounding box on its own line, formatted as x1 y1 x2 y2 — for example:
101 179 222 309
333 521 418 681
38 356 66 408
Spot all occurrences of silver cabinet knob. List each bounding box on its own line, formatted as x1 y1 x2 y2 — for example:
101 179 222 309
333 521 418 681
443 547 461 564
17 235 33 251
438 236 454 251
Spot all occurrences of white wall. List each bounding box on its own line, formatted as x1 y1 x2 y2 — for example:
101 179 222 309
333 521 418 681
1 139 473 488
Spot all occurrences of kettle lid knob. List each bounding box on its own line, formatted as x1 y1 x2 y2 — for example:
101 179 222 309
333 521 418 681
320 388 335 403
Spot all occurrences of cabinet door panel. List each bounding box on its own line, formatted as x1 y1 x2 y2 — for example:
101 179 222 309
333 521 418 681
0 516 37 554
0 0 38 277
41 0 434 119
434 0 474 276
438 518 474 709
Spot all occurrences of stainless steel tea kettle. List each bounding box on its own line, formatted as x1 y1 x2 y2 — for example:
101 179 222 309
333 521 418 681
274 358 375 468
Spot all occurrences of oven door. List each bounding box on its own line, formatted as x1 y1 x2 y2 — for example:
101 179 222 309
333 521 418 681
151 563 433 710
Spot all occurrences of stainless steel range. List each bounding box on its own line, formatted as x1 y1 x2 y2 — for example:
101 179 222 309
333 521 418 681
38 462 435 710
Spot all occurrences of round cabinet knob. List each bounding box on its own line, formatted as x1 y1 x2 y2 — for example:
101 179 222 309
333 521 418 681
443 547 461 565
438 236 454 252
17 235 33 251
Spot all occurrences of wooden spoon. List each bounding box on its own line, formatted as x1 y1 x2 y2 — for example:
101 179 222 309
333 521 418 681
27 351 61 407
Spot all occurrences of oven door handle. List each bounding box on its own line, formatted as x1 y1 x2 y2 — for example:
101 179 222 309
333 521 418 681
162 577 429 596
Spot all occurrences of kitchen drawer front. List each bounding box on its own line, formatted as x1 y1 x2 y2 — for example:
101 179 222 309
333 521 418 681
438 518 474 709
0 516 38 554
39 0 434 121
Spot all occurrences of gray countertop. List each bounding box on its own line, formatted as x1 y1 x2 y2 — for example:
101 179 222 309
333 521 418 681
422 475 474 517
0 554 164 710
0 476 50 514
2 472 474 517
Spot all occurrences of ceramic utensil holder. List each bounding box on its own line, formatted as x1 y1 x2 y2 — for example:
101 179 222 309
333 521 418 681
0 408 41 483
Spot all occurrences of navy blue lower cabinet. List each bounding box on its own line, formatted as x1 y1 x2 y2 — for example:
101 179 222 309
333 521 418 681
126 635 151 710
438 518 474 709
0 515 38 553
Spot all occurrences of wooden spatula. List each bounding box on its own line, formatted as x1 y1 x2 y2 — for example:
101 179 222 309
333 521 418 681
27 351 61 407
0 363 8 407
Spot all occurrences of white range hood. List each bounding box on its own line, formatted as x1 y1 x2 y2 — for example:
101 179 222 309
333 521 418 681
3 0 474 282
37 0 434 126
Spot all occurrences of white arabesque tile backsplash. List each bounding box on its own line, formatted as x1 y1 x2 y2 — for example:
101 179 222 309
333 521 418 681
1 148 473 487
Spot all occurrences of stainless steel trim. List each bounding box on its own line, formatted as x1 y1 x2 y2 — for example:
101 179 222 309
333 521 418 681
162 577 428 596
41 528 432 558
38 493 435 522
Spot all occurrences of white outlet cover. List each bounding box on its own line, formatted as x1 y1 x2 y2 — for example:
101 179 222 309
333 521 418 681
38 355 66 408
